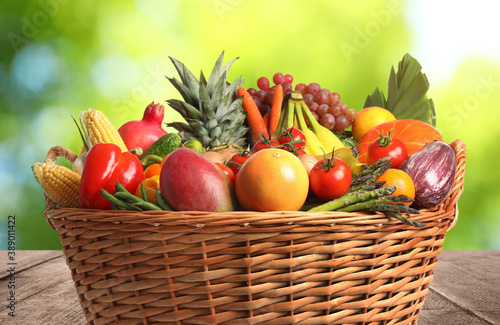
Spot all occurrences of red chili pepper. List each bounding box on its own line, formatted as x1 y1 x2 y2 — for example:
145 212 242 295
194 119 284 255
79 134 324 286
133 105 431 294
79 143 144 209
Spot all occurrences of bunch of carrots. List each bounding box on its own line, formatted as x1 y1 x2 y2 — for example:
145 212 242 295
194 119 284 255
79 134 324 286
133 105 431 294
237 84 284 145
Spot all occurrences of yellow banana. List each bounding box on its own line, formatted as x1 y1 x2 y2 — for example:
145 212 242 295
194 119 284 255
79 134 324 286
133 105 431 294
294 101 325 155
334 147 360 174
297 98 345 150
352 163 366 176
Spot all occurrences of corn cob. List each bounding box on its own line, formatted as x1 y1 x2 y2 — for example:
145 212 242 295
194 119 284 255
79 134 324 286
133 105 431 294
80 108 128 152
32 160 81 208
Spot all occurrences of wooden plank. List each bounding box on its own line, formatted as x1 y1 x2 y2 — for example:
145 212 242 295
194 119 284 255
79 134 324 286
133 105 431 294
0 252 85 325
0 250 62 279
1 251 499 324
419 289 493 324
421 250 500 325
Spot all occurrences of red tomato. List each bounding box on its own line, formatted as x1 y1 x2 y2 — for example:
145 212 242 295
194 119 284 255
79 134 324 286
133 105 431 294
366 131 408 168
228 152 252 174
278 127 306 150
296 148 307 156
215 162 235 185
309 157 352 200
252 138 280 153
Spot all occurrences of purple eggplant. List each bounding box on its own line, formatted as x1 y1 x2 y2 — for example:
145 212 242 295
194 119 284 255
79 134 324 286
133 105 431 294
400 141 456 208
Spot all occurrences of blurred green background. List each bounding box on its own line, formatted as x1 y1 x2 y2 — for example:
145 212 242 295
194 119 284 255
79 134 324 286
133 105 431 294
0 0 498 250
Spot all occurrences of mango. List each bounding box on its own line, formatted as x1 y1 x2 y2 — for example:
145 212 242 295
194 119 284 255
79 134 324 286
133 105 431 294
160 147 237 212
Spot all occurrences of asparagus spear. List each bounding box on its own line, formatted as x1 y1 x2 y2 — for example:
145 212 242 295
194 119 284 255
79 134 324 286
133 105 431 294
385 211 427 227
308 185 396 212
348 180 386 194
352 156 392 180
336 195 416 214
348 159 392 193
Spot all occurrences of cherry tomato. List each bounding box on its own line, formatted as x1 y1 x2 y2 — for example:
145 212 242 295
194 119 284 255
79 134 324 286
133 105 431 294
252 138 280 153
367 131 408 168
295 148 307 156
278 127 306 150
215 162 235 185
228 151 252 175
309 157 352 200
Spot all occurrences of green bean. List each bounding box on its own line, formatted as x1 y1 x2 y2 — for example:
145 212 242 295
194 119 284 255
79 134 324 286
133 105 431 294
155 188 173 211
100 189 142 211
114 191 162 211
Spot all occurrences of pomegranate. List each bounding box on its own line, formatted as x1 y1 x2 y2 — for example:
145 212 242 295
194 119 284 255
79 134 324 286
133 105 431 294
119 101 168 152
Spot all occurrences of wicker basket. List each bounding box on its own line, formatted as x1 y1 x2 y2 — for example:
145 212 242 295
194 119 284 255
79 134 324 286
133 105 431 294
44 140 466 325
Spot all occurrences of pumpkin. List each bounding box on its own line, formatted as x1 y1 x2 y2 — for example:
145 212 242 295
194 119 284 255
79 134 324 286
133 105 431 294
356 119 444 163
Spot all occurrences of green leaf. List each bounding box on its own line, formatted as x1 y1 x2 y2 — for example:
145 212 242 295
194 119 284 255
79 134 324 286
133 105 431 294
225 75 244 98
364 87 387 108
199 99 216 123
210 70 228 109
181 66 200 96
166 99 203 120
166 77 198 106
199 70 208 86
386 66 398 112
169 56 199 93
206 51 225 95
391 73 429 117
364 53 436 126
198 81 214 113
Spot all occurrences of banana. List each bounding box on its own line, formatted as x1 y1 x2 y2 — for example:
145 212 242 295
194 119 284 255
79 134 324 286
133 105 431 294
352 163 365 176
334 147 360 174
313 146 360 175
298 99 345 150
294 100 325 155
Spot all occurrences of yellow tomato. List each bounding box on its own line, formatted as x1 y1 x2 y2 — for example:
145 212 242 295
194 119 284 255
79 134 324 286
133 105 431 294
135 177 160 204
144 163 162 179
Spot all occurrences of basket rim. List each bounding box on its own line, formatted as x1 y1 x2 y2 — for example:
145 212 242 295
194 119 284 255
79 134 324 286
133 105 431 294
44 139 466 231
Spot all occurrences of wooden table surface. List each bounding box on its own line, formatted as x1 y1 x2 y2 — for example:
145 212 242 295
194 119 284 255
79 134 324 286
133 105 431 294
1 250 499 324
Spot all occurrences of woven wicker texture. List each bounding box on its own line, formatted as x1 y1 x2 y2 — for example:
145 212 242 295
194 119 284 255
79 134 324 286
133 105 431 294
45 140 466 325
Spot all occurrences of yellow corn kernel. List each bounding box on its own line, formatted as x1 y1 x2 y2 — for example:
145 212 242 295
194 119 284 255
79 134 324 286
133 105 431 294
80 109 128 152
32 161 81 208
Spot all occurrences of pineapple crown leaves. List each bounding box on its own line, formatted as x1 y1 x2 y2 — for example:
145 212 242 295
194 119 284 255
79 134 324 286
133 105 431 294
364 53 436 126
165 51 248 148
167 51 240 109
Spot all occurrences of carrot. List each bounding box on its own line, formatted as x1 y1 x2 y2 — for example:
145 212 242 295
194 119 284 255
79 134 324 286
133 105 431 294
237 87 269 144
262 112 271 131
268 84 283 136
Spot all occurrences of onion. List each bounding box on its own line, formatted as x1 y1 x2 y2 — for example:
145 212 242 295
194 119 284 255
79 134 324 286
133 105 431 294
298 154 318 175
118 101 168 152
202 151 226 165
400 141 456 208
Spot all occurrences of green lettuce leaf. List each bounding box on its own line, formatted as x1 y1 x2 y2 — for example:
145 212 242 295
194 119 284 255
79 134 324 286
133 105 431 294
363 53 436 126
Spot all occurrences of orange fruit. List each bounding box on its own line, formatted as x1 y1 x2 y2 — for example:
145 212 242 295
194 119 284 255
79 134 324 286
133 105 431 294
376 169 415 206
351 106 396 142
235 148 309 211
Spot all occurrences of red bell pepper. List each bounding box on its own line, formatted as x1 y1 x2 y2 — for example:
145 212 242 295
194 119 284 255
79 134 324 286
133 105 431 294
79 143 144 209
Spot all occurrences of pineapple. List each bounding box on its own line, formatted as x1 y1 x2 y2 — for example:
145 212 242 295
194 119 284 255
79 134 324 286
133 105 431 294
166 52 249 149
